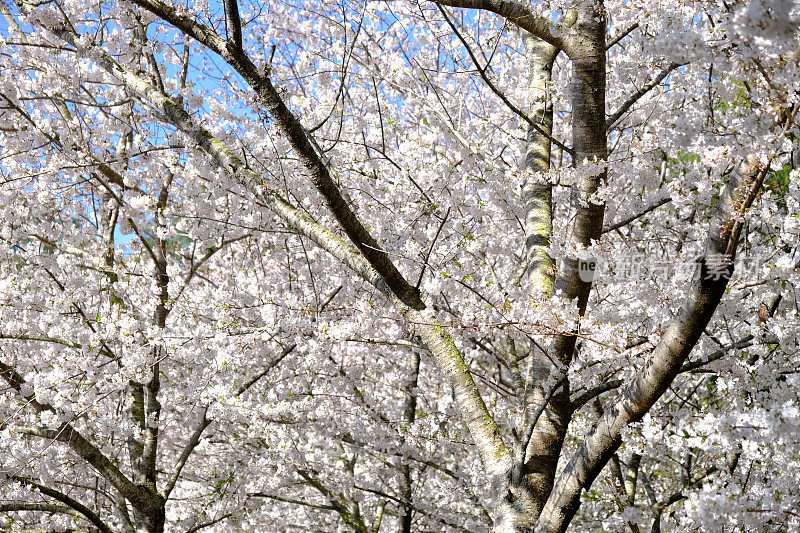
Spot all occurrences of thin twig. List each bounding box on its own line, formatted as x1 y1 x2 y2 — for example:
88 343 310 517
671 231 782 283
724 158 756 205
436 4 575 157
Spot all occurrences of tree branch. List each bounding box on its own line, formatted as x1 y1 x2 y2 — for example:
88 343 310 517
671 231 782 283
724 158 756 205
534 155 773 533
126 0 425 311
172 233 253 305
223 0 242 50
520 31 559 296
429 0 569 52
680 293 781 373
408 310 511 476
0 359 56 414
0 503 70 513
161 408 211 499
521 375 568 464
654 464 718 514
0 356 159 517
298 470 368 533
436 5 574 157
22 0 509 486
354 484 472 533
185 512 234 533
9 476 113 533
606 63 685 130
605 22 639 50
249 493 336 511
520 11 607 526
235 343 297 397
21 426 162 517
569 379 623 409
602 196 672 233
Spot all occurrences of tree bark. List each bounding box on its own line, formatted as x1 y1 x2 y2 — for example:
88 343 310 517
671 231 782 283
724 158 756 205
521 35 558 297
498 32 561 533
509 4 608 531
398 352 421 533
534 158 764 533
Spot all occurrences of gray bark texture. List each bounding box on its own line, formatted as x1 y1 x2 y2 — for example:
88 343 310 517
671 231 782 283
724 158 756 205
533 158 763 533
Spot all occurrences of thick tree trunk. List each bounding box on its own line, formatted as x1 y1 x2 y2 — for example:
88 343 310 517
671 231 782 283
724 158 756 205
498 32 563 533
501 4 608 532
554 2 607 317
522 34 557 297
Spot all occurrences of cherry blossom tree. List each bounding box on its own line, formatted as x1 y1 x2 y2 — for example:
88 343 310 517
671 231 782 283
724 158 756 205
1 0 799 532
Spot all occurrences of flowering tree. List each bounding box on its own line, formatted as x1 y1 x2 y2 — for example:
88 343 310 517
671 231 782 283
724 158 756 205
1 0 799 531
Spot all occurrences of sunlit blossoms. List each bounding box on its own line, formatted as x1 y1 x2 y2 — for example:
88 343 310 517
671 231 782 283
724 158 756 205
0 0 799 532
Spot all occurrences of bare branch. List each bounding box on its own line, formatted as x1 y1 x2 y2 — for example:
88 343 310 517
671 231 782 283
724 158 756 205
161 408 211 499
429 0 569 52
569 379 624 409
680 294 781 373
607 63 686 130
0 503 70 513
415 206 450 289
370 500 387 533
654 464 718 514
186 513 234 533
355 484 473 533
602 196 672 233
437 5 574 157
521 374 568 463
346 336 423 349
126 0 425 311
606 22 639 50
9 476 113 533
223 0 242 50
249 493 336 511
173 233 253 304
318 285 343 313
235 343 297 397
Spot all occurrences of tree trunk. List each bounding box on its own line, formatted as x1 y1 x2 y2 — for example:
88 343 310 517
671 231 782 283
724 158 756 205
398 352 420 533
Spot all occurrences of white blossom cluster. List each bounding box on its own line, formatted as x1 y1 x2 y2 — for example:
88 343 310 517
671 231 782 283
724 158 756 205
0 0 799 531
